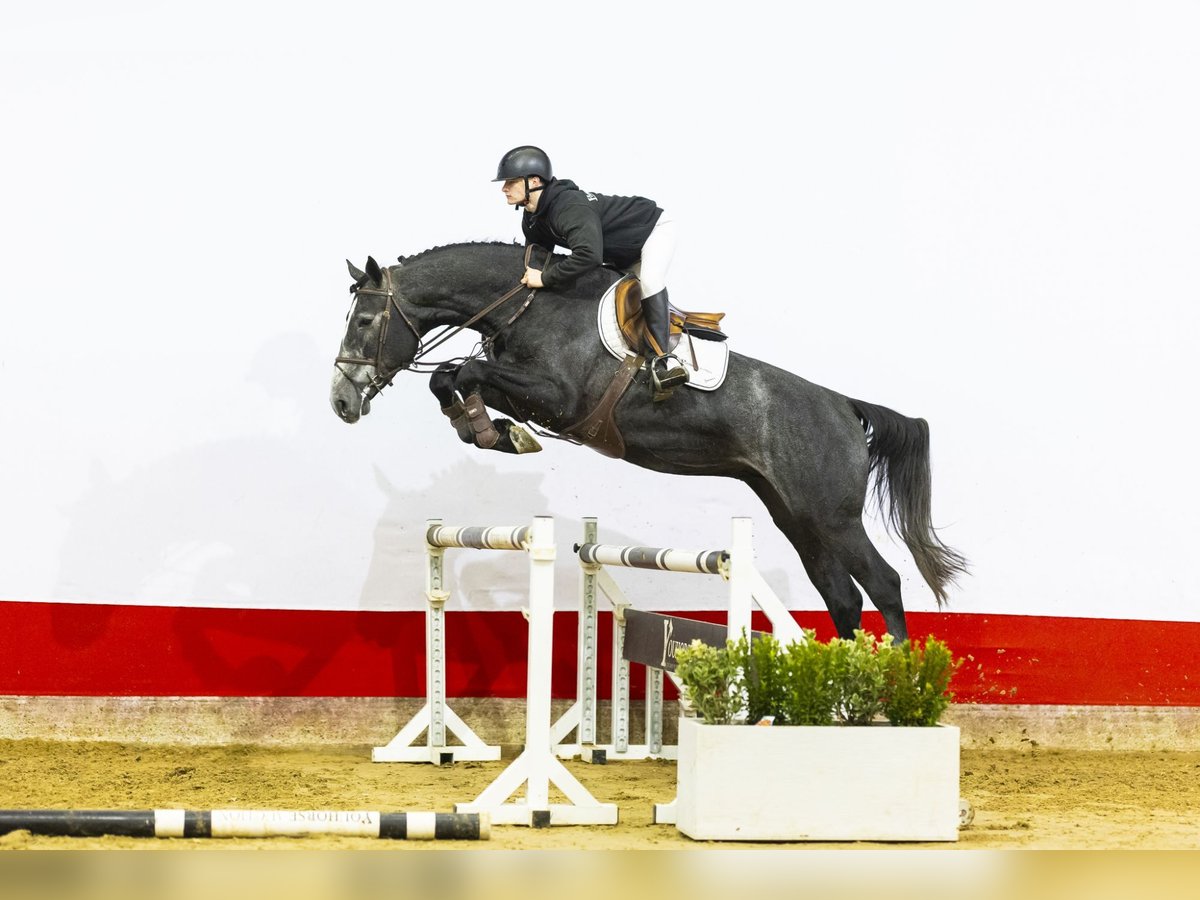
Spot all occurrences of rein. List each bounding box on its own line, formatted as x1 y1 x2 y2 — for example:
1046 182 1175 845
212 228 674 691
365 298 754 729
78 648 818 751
335 246 541 396
409 278 534 370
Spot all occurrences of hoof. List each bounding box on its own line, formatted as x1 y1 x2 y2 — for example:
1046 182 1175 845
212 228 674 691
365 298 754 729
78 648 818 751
508 424 543 454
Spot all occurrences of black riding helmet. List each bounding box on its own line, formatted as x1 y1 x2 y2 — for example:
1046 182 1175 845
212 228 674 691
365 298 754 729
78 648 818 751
494 146 553 208
494 145 553 181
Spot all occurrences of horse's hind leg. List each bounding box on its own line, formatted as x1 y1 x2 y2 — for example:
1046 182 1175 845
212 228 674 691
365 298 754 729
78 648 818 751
745 475 867 639
789 528 866 640
429 364 474 445
819 520 909 641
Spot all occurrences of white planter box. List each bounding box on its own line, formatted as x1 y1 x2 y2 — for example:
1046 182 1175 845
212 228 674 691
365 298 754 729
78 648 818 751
676 716 960 842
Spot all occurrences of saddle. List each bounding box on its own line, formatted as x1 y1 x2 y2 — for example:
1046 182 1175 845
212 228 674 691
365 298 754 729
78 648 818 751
560 279 729 459
613 280 727 352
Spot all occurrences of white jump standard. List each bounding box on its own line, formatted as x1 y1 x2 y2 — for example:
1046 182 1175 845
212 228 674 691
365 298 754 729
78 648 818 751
552 518 711 762
371 520 512 764
437 517 618 826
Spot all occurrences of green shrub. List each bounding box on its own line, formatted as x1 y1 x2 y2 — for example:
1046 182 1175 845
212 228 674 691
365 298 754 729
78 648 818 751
737 633 791 725
833 630 887 725
672 629 959 727
878 635 961 727
674 639 743 725
780 631 836 726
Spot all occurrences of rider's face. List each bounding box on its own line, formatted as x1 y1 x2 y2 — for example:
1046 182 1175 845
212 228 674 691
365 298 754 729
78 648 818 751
501 177 525 206
502 176 540 207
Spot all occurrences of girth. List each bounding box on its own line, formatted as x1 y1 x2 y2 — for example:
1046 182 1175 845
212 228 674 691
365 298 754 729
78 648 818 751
558 278 727 458
559 355 643 459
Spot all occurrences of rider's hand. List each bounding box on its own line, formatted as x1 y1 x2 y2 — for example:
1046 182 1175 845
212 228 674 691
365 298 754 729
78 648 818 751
522 267 544 289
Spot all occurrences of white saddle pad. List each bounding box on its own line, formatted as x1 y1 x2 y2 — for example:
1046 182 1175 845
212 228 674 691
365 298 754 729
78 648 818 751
596 277 729 392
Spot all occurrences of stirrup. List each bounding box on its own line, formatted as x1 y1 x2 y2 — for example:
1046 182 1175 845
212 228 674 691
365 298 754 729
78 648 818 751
650 354 688 402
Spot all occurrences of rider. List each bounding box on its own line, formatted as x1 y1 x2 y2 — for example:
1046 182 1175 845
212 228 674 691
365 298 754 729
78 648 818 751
493 145 689 398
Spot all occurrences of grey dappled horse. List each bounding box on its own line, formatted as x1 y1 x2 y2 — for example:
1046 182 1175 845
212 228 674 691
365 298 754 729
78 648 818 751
330 242 966 639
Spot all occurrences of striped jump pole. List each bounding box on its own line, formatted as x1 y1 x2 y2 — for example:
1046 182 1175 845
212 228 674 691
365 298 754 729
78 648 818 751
575 542 728 576
573 518 748 657
426 524 531 551
577 518 801 646
0 809 489 840
574 518 753 643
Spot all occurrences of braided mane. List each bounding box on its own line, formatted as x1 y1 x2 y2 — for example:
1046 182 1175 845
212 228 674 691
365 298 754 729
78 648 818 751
398 240 524 265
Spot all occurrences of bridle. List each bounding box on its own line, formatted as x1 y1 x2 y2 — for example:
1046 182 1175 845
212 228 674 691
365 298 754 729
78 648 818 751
334 265 425 398
334 247 541 400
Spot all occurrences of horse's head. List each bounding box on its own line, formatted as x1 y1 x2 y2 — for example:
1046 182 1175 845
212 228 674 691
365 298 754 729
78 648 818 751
330 256 422 423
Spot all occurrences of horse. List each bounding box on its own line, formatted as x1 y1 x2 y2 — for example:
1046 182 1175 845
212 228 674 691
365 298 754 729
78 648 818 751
329 241 966 640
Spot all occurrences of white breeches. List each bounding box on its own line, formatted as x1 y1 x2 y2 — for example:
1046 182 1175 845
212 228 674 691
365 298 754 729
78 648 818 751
625 216 677 296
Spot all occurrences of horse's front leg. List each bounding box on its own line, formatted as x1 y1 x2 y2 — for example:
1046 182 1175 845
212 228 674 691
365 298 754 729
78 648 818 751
429 363 475 445
455 360 545 455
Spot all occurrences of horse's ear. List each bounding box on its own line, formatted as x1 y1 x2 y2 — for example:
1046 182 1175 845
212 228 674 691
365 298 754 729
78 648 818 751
365 256 383 285
346 259 366 282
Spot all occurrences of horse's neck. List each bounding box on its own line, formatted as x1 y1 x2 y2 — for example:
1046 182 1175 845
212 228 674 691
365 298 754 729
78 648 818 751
404 248 526 336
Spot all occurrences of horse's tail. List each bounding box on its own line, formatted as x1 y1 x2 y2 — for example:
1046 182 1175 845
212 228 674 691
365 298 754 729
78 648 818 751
848 398 968 606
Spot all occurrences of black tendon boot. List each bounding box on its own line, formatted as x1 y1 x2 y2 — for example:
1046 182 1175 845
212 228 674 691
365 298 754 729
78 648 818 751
640 288 689 401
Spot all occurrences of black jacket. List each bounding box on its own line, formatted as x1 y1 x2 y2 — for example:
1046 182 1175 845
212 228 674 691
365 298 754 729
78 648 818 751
521 178 663 289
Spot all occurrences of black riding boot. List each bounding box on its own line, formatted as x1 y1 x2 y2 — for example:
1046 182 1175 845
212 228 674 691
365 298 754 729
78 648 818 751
641 288 689 400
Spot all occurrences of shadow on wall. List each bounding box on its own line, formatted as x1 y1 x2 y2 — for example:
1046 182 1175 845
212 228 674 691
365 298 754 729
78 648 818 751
44 332 426 692
44 330 679 693
45 329 777 694
356 456 747 612
342 453 738 694
52 332 369 612
352 453 755 692
350 457 551 696
354 458 551 613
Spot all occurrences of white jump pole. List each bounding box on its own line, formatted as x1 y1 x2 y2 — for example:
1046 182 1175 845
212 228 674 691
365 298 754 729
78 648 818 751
455 517 618 826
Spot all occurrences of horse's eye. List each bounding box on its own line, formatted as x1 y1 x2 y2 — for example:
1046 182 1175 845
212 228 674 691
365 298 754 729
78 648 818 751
356 313 375 329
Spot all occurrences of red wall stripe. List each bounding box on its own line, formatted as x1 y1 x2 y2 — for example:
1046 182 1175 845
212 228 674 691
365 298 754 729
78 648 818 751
1 601 1196 706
